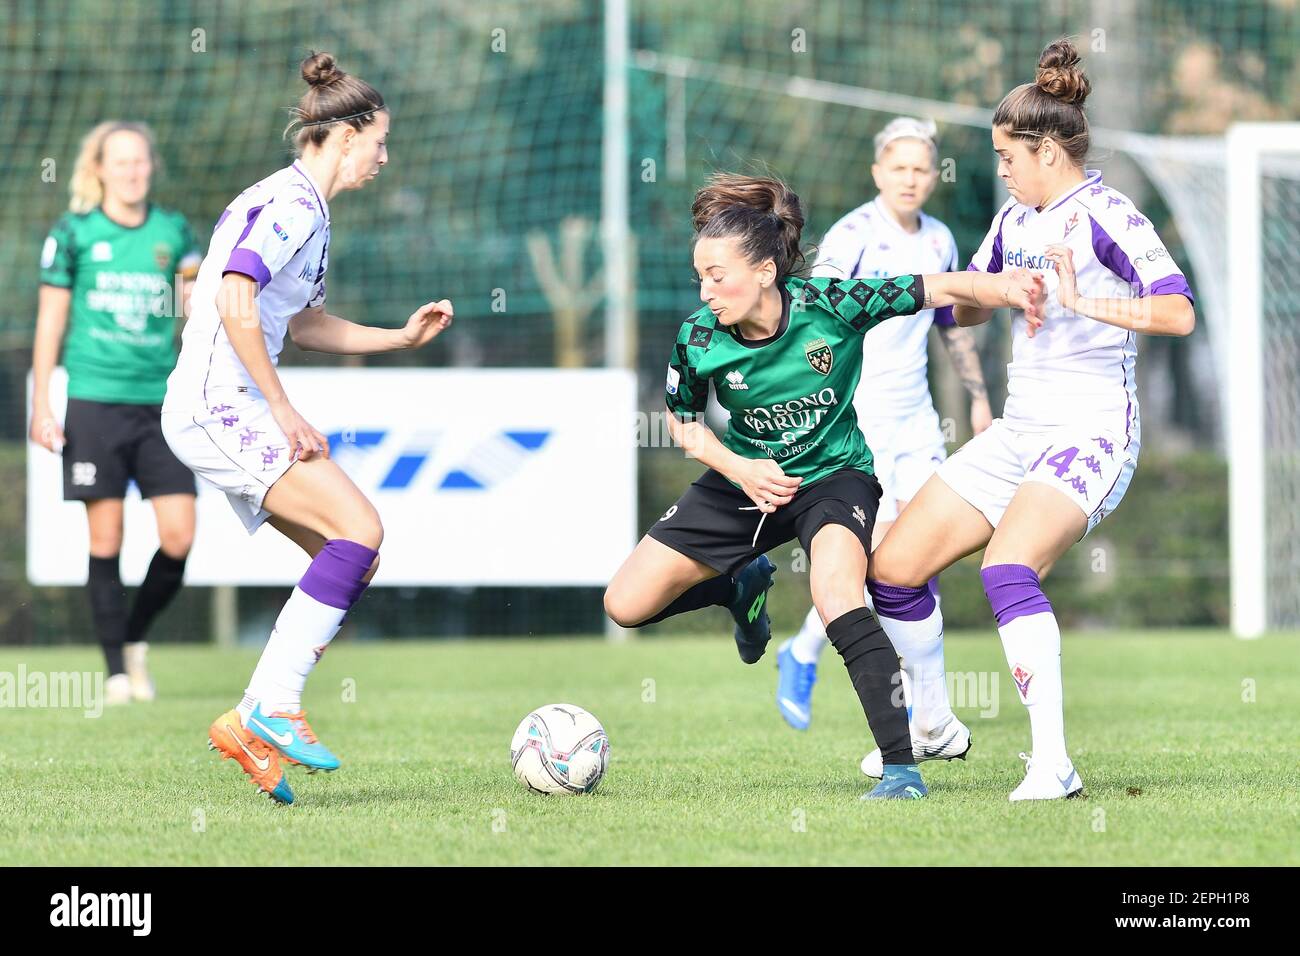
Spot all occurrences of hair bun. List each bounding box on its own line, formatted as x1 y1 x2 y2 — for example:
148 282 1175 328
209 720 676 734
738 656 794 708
301 51 342 88
1035 39 1090 106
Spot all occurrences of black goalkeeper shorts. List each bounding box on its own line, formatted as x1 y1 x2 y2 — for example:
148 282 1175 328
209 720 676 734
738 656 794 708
646 467 882 577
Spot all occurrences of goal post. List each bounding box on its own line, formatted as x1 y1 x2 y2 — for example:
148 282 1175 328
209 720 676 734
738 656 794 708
1226 123 1300 638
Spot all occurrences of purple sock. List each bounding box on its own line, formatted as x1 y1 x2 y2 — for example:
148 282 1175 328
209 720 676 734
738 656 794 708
867 580 936 621
980 564 1053 626
299 539 379 610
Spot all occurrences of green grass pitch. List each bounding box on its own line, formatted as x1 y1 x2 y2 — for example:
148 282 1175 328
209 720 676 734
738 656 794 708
0 631 1296 866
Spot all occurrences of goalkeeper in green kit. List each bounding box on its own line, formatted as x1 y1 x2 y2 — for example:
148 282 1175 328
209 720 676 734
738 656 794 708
603 173 1044 799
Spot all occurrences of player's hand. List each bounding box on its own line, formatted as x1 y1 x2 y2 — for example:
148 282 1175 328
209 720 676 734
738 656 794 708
401 299 454 349
270 400 330 462
1003 268 1046 337
970 396 993 435
734 458 802 514
28 409 65 453
1044 245 1078 314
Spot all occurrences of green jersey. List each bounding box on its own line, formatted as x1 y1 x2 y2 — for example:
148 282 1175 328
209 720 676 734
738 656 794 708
665 274 925 485
40 205 200 404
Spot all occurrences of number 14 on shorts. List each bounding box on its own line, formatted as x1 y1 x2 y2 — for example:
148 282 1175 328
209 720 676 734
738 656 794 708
1028 439 1113 502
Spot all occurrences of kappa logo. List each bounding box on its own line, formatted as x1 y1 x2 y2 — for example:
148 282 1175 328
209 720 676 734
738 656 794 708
804 338 833 376
725 370 749 390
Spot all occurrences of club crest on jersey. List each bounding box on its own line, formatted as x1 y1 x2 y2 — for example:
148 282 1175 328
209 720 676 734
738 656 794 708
91 241 112 262
153 242 172 271
804 338 833 376
1012 664 1034 699
1063 212 1079 238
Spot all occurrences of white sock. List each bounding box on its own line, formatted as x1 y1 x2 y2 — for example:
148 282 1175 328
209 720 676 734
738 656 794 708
997 612 1067 767
790 605 829 664
241 587 347 718
874 602 955 737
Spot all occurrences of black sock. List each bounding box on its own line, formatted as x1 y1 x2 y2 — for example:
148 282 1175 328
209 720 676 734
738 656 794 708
826 607 911 766
88 555 127 675
125 549 188 643
631 575 733 627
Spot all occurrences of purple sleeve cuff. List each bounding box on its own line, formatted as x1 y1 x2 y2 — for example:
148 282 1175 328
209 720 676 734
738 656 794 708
1147 274 1195 304
932 305 957 327
223 248 271 290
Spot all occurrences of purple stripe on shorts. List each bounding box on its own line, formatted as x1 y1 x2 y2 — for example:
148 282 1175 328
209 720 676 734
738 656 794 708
867 580 936 622
299 539 379 610
980 564 1053 627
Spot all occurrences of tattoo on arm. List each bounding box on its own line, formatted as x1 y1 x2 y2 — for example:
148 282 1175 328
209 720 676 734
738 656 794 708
923 290 934 309
938 325 988 401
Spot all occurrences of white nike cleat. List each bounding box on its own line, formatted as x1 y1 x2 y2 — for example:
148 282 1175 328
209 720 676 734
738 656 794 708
124 642 155 702
104 673 132 706
860 716 972 778
1009 752 1084 801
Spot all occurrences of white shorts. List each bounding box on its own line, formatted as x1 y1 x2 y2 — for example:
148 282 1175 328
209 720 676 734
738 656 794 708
860 405 948 524
936 419 1137 536
161 390 295 534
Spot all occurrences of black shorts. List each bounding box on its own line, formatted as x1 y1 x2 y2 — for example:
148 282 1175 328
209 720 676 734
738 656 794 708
62 398 196 501
646 467 882 577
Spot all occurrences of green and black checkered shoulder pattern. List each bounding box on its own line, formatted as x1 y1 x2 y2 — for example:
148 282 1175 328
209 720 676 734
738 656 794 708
664 305 720 422
786 274 924 333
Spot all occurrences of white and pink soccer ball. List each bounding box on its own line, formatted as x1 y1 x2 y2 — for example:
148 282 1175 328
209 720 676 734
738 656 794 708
510 703 609 795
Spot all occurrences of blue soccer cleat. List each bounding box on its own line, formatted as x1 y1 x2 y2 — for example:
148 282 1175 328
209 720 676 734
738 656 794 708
775 638 817 730
730 555 776 664
245 703 341 773
861 764 928 800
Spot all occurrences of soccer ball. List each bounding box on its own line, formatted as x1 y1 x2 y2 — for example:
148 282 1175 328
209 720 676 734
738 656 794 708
510 703 610 795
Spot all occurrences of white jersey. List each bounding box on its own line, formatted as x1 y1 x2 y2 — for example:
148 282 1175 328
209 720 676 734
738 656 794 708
164 162 330 412
813 196 959 420
968 169 1193 443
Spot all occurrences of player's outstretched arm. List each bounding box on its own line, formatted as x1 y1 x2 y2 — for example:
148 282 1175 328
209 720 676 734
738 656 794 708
667 415 801 514
287 300 454 354
926 269 1047 336
1045 245 1194 336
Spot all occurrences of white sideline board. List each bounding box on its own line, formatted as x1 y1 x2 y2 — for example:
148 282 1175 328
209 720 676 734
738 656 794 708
27 367 638 587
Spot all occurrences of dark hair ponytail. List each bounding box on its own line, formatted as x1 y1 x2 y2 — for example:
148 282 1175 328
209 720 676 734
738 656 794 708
692 173 806 278
992 38 1091 165
285 51 385 152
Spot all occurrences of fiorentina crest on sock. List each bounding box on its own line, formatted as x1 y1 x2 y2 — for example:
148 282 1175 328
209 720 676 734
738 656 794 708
1011 663 1034 699
312 644 328 664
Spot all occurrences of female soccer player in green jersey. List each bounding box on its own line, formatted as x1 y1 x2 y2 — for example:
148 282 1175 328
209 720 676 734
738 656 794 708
603 173 1044 799
31 121 202 705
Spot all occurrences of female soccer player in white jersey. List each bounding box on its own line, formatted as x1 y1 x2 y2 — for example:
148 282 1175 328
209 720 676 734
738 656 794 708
162 53 453 805
862 39 1195 799
774 117 992 734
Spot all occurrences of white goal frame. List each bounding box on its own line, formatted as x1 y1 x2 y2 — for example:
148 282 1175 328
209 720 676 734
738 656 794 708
1226 122 1300 638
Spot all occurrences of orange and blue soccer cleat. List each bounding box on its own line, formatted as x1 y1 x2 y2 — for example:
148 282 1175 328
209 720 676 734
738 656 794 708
207 709 294 805
245 704 341 773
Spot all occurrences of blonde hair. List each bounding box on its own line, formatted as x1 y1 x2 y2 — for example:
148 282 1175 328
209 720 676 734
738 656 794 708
874 116 939 165
68 121 159 214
